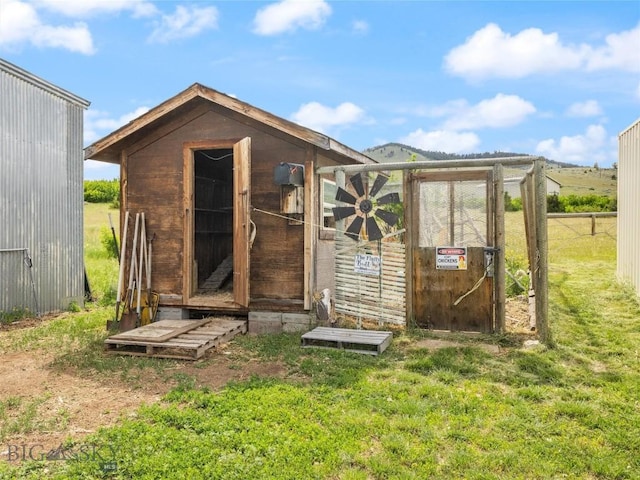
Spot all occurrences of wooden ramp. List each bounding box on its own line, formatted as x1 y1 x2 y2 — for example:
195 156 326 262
201 255 233 291
301 327 393 356
105 318 247 360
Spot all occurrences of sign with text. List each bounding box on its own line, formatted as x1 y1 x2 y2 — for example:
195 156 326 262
354 254 381 275
436 246 467 270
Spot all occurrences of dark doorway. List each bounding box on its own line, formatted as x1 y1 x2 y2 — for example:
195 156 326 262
194 148 234 294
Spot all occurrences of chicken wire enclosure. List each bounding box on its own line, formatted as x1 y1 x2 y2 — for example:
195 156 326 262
418 180 488 248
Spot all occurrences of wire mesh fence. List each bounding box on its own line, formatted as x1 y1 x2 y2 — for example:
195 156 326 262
503 212 617 333
504 212 617 267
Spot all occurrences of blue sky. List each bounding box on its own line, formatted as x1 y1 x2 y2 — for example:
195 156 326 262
1 0 638 180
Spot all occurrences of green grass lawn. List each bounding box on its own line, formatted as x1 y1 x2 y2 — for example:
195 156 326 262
1 205 638 479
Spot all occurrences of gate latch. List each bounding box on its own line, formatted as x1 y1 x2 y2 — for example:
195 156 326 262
483 247 499 278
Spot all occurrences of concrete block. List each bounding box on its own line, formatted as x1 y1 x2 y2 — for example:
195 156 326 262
155 307 189 321
248 311 282 334
282 313 316 333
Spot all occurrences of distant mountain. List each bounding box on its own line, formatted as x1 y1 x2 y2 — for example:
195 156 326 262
363 143 578 169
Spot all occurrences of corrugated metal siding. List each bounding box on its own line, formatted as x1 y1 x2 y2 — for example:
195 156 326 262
618 118 640 298
1 61 88 315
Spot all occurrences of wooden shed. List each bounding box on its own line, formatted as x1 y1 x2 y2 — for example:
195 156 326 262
84 83 374 326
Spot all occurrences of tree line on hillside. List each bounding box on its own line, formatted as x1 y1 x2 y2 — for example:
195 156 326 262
364 143 578 168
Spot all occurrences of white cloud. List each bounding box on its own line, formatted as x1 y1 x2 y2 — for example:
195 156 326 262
445 22 640 80
566 100 602 118
535 124 612 165
148 5 219 43
399 129 480 154
252 0 331 36
586 24 640 72
441 94 536 130
445 23 585 79
352 20 369 35
33 0 157 18
84 107 150 144
0 0 94 54
290 101 365 133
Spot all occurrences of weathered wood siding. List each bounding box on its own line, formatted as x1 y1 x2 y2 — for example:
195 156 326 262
334 237 406 325
123 101 309 306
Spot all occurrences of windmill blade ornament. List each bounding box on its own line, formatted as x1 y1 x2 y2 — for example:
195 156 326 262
332 172 400 241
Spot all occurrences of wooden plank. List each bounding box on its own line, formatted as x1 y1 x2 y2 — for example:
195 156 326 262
233 137 251 307
534 159 549 344
108 319 209 343
183 143 194 300
201 254 233 290
304 154 315 310
494 163 505 333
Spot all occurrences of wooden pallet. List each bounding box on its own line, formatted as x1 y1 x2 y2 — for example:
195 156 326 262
105 318 247 360
301 327 393 356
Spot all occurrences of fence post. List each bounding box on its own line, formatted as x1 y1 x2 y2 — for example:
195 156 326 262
494 164 505 333
534 159 550 344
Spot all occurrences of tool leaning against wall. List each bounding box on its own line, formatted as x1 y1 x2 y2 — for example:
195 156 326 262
109 211 158 332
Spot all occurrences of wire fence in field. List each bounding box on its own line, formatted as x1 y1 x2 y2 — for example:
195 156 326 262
502 211 616 333
504 212 617 269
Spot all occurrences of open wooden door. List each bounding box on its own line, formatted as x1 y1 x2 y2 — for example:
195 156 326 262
233 137 251 307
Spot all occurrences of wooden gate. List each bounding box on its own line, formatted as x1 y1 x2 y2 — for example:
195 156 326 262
407 170 496 332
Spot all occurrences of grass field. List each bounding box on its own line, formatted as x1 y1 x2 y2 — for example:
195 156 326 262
1 203 638 479
84 203 120 306
546 166 617 197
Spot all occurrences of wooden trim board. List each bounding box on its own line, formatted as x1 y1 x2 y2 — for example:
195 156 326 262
108 319 210 343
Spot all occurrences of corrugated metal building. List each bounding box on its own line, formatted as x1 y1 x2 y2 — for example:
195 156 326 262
1 58 90 315
618 117 640 298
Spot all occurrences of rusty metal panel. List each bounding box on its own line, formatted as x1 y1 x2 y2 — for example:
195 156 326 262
0 59 90 315
618 118 640 298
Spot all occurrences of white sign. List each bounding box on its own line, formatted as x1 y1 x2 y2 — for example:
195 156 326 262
436 246 467 270
354 254 381 275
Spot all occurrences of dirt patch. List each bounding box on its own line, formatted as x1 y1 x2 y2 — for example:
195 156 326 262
0 314 59 332
0 342 286 462
506 295 536 334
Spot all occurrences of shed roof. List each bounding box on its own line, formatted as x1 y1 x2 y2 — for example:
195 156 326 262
0 58 90 109
85 82 375 166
